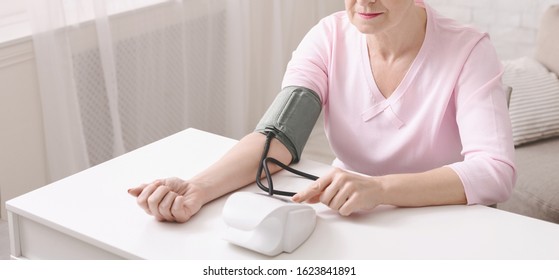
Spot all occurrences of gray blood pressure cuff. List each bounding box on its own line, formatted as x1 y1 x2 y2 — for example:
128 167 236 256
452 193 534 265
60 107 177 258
255 86 322 163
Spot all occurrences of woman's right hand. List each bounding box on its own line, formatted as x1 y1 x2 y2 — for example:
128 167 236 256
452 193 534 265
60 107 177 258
128 177 206 223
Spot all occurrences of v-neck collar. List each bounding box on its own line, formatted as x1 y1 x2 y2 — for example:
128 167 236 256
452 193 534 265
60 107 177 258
360 3 433 126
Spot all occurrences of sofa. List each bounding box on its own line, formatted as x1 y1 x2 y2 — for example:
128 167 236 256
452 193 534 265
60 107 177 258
496 5 559 224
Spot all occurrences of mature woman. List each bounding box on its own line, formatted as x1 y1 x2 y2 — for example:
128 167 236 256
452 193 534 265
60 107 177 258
129 0 516 223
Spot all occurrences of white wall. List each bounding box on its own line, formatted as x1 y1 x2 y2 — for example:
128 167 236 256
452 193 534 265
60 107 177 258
0 40 48 219
427 0 559 59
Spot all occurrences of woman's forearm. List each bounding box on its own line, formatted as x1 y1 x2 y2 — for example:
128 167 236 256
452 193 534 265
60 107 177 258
190 132 292 205
378 166 467 207
293 165 467 216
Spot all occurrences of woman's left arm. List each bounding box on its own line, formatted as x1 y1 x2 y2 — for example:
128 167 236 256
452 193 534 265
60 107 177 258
445 36 517 206
293 166 465 216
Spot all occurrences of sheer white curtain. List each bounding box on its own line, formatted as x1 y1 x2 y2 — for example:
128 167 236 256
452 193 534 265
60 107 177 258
27 0 343 182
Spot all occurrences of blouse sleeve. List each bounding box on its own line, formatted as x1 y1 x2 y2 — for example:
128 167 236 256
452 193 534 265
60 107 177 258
447 36 517 205
281 16 334 105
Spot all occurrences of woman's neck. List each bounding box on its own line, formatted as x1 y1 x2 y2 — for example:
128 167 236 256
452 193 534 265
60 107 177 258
366 6 427 63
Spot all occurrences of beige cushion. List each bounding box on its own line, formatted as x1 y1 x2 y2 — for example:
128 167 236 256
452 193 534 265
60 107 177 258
535 5 559 75
502 57 559 146
498 137 559 224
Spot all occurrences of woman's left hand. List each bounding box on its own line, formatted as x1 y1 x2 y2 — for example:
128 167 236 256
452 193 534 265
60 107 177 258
292 168 384 216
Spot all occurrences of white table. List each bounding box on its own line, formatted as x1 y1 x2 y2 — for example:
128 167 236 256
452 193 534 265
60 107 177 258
7 128 559 259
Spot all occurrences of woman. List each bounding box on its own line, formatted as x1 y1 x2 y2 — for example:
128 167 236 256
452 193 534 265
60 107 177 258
128 0 516 222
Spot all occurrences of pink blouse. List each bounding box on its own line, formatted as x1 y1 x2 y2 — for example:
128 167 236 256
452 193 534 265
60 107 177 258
281 3 516 205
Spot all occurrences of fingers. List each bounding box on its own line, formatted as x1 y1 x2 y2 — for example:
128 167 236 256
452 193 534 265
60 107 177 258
318 177 342 206
147 185 174 220
128 183 149 197
136 180 164 215
158 191 179 222
131 179 201 223
293 169 377 216
292 172 333 203
339 195 358 216
292 181 322 203
325 184 352 212
136 180 177 221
